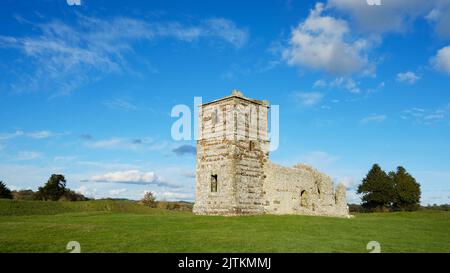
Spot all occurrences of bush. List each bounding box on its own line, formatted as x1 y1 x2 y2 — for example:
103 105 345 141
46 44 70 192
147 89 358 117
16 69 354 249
12 190 37 200
156 201 193 211
140 192 156 208
59 190 89 201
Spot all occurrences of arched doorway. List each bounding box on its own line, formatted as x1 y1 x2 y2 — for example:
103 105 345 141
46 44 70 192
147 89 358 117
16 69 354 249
300 190 308 207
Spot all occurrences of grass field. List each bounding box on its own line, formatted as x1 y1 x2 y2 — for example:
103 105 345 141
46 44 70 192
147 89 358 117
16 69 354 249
0 199 449 253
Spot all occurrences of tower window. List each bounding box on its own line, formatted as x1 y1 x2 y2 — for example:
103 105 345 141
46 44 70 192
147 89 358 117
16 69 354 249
212 109 219 124
249 141 255 151
210 174 218 192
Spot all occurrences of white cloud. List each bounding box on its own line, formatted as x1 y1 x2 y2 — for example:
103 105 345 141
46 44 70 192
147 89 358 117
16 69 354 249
335 176 357 189
327 0 450 37
90 170 157 184
66 0 81 6
424 114 444 121
109 188 127 197
431 46 450 75
103 98 139 111
75 185 97 198
313 77 361 93
313 79 327 88
157 191 194 201
402 105 449 124
84 137 167 152
396 71 421 84
298 150 339 170
27 130 54 139
0 130 61 140
0 130 24 140
15 151 42 161
0 15 248 95
293 92 324 107
330 77 360 93
83 170 178 187
204 18 248 48
360 114 386 124
346 191 361 204
282 3 374 76
53 155 78 162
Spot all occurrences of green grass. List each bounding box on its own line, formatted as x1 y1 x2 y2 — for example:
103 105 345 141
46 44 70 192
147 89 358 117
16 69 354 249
0 199 449 253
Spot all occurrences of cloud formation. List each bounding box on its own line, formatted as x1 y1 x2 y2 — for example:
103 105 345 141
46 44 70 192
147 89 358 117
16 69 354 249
293 92 324 107
66 0 81 6
0 15 248 95
402 105 449 124
360 114 387 124
84 137 167 152
15 150 42 161
103 98 139 111
82 170 178 187
0 130 60 140
327 0 450 37
396 71 420 84
314 77 361 93
431 46 450 75
283 3 374 76
172 145 196 156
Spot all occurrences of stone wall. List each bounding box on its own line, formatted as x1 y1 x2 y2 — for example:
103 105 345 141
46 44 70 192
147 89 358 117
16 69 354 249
263 162 349 217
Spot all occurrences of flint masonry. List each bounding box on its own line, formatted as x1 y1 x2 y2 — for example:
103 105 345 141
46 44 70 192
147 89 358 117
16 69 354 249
193 90 349 217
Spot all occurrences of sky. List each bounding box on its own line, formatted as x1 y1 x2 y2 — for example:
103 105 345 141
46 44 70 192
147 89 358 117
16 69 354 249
1 0 450 205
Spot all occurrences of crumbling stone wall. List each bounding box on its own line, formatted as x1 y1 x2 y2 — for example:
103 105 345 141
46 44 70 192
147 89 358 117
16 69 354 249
263 162 349 217
193 91 349 218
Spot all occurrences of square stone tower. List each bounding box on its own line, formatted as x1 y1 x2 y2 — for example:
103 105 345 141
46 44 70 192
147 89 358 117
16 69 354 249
193 90 270 215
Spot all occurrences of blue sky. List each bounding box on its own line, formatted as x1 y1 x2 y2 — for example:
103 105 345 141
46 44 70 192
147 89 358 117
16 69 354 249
1 0 450 204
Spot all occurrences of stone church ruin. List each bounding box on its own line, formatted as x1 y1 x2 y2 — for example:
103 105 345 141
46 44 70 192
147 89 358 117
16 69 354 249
193 90 349 218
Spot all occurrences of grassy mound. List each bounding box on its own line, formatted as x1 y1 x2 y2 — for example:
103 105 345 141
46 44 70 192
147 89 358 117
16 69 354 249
0 199 163 216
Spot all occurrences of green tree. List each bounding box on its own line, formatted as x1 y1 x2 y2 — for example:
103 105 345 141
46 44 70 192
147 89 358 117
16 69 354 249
140 191 156 208
0 181 13 199
357 164 394 211
390 166 421 211
36 174 67 201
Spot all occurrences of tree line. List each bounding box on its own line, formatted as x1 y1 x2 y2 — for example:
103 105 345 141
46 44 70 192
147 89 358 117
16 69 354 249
0 174 88 201
357 164 421 212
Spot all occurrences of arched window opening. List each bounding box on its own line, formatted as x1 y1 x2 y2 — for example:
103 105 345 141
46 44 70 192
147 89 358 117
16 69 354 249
210 174 218 192
300 190 308 207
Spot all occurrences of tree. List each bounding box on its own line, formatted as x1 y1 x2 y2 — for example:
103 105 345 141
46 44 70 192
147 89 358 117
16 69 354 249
390 166 421 211
35 174 67 201
0 181 13 199
141 191 156 208
357 164 395 211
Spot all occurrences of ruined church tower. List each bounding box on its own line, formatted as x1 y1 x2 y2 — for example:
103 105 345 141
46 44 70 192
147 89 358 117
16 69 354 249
193 90 349 218
193 90 270 215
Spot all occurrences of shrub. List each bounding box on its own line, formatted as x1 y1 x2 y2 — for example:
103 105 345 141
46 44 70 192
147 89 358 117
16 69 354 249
140 192 156 208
